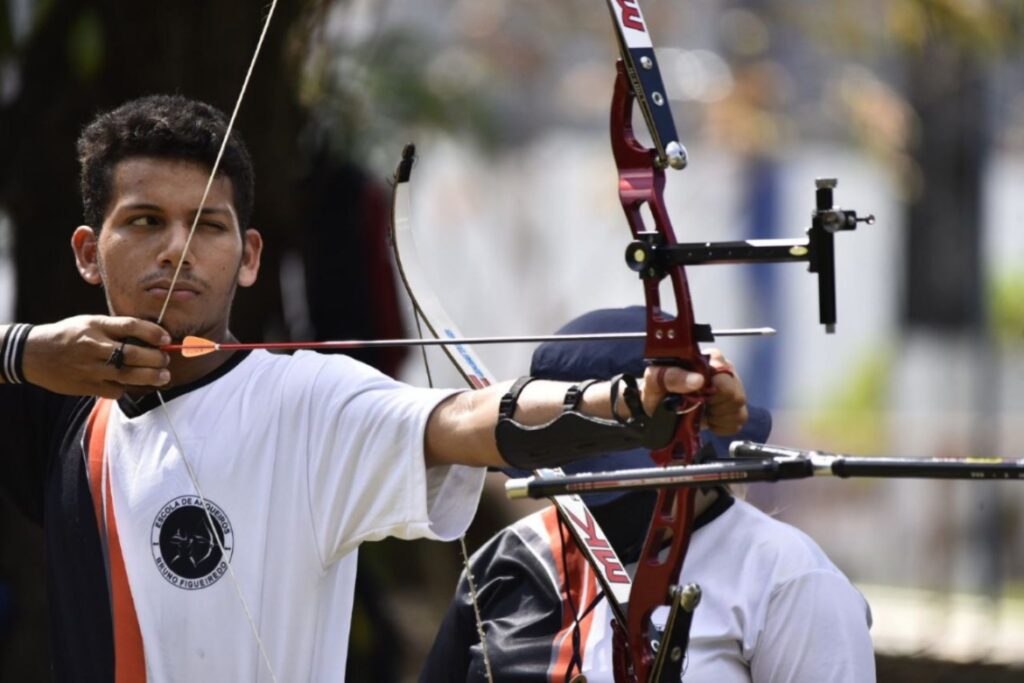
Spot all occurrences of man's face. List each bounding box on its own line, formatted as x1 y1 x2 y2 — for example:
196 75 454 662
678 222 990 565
72 156 262 341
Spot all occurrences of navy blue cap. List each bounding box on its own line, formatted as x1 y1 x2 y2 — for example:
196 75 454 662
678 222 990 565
506 306 772 506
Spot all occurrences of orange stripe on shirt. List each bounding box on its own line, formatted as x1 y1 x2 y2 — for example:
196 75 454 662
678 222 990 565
542 507 600 683
86 398 147 683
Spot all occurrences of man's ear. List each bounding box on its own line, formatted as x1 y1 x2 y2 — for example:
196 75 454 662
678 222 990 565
237 228 263 288
72 226 102 285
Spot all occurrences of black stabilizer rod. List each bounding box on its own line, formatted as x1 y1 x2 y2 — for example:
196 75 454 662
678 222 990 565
732 442 1024 480
505 441 1024 500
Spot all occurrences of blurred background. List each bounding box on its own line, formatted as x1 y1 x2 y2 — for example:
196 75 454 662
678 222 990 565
2 0 1023 680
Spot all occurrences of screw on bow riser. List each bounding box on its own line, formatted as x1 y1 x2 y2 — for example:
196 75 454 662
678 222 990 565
624 233 664 279
664 141 688 170
814 177 874 234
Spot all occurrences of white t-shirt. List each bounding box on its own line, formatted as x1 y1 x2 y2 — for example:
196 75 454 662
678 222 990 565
512 497 875 682
101 350 485 682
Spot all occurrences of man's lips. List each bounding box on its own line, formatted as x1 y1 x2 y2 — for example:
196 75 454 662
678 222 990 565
145 282 200 300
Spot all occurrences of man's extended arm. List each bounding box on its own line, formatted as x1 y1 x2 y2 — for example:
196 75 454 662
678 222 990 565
2 316 749 471
424 349 748 468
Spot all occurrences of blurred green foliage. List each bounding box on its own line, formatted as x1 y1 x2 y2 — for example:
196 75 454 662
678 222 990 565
301 26 500 162
811 349 892 453
990 271 1024 347
886 0 1024 54
817 0 1024 54
0 4 10 55
67 9 103 82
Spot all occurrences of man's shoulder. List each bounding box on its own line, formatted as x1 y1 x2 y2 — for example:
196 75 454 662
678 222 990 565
0 381 91 425
0 383 94 521
234 349 393 391
464 506 567 601
703 498 846 581
472 507 564 567
474 506 558 558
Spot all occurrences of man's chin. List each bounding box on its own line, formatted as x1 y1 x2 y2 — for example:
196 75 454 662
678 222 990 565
169 329 208 345
153 322 209 345
131 307 226 345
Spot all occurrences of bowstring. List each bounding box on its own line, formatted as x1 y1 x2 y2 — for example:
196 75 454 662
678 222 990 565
154 1 279 680
411 306 494 683
155 0 278 327
394 167 493 680
157 394 277 683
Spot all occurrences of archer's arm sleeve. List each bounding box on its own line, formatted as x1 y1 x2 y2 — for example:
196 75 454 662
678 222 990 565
749 570 876 683
290 353 486 564
420 524 565 682
0 383 73 522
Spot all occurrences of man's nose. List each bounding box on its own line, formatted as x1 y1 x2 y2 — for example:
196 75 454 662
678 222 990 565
157 222 195 268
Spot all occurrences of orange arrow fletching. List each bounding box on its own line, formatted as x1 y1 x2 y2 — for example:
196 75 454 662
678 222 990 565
179 336 219 358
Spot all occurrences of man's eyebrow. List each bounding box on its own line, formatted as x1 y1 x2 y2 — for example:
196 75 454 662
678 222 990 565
119 203 163 212
117 203 233 217
195 207 233 217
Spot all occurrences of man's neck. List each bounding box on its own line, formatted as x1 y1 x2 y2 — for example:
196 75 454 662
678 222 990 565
126 330 241 399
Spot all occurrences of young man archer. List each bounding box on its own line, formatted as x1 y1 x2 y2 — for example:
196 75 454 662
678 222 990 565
0 95 749 682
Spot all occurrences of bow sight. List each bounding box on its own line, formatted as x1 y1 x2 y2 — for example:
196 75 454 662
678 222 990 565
624 178 875 334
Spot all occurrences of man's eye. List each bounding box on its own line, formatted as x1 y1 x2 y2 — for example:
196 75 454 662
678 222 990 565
127 215 159 226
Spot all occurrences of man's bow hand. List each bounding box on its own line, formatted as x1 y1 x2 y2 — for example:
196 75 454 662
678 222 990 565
641 349 748 435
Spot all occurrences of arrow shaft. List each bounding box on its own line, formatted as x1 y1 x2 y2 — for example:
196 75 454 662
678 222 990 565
163 328 775 354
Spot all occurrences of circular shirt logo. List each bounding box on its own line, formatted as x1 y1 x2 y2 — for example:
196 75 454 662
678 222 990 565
151 495 234 590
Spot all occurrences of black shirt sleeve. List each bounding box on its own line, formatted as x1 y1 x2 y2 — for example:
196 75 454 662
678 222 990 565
0 383 82 524
420 527 565 683
0 383 115 681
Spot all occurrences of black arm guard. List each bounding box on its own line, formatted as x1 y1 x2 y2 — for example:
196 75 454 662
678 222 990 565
495 375 680 471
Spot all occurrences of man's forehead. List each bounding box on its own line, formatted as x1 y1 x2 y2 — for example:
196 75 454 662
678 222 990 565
110 156 235 209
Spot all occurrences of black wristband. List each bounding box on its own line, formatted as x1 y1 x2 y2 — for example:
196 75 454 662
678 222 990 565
1 323 33 385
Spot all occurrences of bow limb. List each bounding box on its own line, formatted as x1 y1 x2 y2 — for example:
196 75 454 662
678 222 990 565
388 146 636 674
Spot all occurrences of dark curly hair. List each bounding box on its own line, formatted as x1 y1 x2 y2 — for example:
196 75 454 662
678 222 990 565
77 94 255 230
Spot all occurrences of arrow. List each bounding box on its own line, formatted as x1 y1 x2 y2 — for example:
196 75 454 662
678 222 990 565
164 328 776 358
